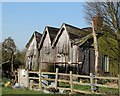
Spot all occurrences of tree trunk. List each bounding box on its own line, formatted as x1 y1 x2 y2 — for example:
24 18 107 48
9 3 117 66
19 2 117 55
116 24 120 95
92 21 99 76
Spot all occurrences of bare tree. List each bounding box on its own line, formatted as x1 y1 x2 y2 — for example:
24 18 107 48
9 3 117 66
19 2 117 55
84 2 120 32
84 1 120 94
84 1 120 68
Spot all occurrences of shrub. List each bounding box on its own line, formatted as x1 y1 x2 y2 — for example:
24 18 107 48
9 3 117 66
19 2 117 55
47 63 54 72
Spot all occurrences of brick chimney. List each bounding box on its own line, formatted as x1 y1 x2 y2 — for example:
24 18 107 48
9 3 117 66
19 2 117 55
92 13 103 30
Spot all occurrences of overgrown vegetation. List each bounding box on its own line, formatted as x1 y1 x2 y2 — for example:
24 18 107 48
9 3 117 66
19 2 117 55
84 2 120 77
58 82 118 95
1 37 26 79
98 32 118 76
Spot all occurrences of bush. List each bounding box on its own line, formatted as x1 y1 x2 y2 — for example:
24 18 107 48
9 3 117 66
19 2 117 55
47 63 54 72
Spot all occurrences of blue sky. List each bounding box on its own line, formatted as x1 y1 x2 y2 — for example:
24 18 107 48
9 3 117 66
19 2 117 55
2 2 90 50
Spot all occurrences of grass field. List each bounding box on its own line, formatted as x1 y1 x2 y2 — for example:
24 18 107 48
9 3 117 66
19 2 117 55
1 86 119 96
2 87 43 94
59 82 119 95
1 81 119 96
1 87 68 96
73 84 118 95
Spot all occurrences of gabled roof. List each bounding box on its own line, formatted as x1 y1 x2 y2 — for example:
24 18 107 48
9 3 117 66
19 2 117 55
82 27 92 32
52 23 91 47
75 32 103 47
47 26 59 43
35 31 42 43
64 23 91 39
38 26 59 50
25 31 42 48
75 33 93 46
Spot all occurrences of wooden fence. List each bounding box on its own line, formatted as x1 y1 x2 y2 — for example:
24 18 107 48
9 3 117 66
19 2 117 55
27 68 118 94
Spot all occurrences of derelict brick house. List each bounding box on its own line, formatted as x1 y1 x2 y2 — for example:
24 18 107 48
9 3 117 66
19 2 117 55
38 26 59 71
25 31 42 70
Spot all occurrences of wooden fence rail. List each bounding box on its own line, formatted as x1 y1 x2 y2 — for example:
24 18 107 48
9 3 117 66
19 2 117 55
28 68 118 94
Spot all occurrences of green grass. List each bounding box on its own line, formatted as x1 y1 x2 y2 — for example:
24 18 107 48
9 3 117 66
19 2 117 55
59 82 70 88
2 87 69 96
99 87 118 94
73 84 91 91
2 87 43 94
59 82 118 95
73 84 118 95
1 83 119 95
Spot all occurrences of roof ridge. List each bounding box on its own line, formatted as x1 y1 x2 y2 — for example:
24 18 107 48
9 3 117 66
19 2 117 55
82 27 92 29
63 23 83 30
34 31 42 35
46 26 59 29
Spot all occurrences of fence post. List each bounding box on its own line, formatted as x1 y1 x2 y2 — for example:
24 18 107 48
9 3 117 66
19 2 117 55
70 71 73 93
90 73 95 92
39 69 42 91
26 69 29 88
55 68 58 89
30 80 34 90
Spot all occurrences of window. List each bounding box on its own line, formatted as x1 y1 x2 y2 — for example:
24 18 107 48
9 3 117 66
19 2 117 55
58 46 63 54
63 44 68 54
45 46 50 54
103 55 109 72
